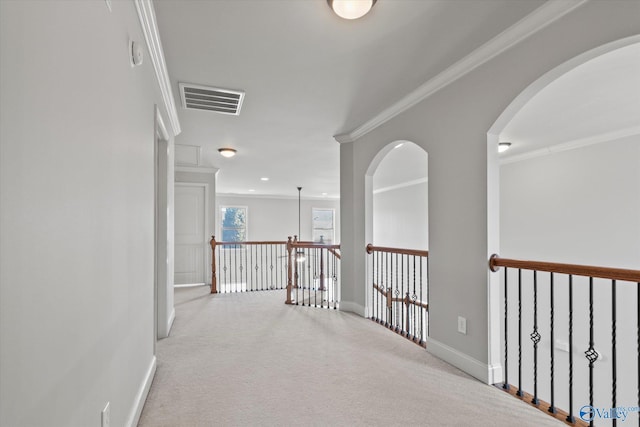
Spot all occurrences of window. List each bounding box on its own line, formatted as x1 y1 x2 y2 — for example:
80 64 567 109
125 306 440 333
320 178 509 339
312 208 334 243
220 206 247 242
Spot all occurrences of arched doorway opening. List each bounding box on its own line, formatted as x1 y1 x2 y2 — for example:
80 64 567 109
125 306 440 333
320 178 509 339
487 36 640 417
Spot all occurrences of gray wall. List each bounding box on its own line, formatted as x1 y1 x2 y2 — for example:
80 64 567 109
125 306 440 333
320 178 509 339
501 135 640 268
0 1 172 426
339 0 640 382
216 195 340 243
500 135 640 414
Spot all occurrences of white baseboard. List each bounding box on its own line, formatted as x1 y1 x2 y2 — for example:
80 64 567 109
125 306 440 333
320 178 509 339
126 355 157 427
339 301 366 317
427 338 498 384
166 308 176 336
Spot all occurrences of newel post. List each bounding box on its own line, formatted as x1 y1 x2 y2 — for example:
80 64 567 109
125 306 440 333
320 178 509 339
210 236 218 294
286 236 293 304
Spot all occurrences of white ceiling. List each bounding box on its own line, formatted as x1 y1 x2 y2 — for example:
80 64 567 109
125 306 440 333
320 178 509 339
154 0 546 198
500 42 640 161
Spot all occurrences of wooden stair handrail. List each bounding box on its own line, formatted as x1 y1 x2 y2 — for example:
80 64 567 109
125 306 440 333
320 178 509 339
372 283 428 310
489 254 640 283
213 240 288 246
366 244 428 257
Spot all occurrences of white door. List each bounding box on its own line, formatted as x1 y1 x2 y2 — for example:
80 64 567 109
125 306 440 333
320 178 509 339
174 184 206 285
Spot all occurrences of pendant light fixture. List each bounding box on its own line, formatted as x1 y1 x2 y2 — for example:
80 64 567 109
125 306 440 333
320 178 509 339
296 186 306 263
327 0 376 20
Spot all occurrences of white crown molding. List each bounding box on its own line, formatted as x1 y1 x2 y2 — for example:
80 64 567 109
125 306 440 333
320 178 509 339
175 166 218 174
373 177 428 195
500 125 640 165
334 0 589 144
217 192 340 201
135 0 181 136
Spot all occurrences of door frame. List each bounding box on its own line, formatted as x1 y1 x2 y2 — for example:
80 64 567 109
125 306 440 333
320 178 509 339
155 106 174 341
175 182 209 285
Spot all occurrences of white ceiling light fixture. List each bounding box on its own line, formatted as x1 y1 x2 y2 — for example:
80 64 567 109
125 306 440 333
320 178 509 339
260 177 269 181
499 142 512 153
218 148 237 158
327 0 376 20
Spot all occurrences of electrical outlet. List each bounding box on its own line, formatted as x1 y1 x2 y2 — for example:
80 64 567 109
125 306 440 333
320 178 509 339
457 316 467 335
102 402 110 427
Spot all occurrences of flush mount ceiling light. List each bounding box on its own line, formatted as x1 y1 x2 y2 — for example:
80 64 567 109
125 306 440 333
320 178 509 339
218 148 237 158
327 0 376 20
498 142 512 153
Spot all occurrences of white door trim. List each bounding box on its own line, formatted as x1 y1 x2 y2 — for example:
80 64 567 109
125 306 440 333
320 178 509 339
175 182 209 284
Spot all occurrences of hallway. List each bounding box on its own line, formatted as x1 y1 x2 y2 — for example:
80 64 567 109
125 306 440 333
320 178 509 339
139 287 563 426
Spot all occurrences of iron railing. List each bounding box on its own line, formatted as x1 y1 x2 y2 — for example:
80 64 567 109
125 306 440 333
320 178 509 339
490 255 640 427
367 244 429 347
285 236 340 309
210 236 288 293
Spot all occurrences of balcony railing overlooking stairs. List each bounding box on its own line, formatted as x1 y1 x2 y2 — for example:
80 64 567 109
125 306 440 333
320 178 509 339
489 255 640 427
210 236 340 309
367 244 429 347
285 236 340 309
209 237 288 293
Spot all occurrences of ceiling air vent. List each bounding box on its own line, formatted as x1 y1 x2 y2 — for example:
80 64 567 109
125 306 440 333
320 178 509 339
179 83 245 116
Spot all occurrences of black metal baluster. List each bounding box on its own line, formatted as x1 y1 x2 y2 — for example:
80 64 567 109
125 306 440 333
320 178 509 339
216 246 221 293
566 275 575 424
611 279 617 427
585 277 597 427
420 256 424 344
372 249 376 320
531 270 541 405
517 268 523 397
391 254 400 332
400 254 405 335
412 255 417 340
386 252 391 328
223 245 228 293
504 266 509 390
549 272 556 414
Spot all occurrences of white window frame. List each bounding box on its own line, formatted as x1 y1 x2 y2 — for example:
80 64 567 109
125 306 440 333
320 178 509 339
219 205 248 243
312 208 335 243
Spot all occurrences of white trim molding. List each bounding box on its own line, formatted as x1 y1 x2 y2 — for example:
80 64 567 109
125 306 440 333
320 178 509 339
175 166 219 174
427 338 501 385
500 125 640 165
339 301 366 317
334 0 588 144
126 356 157 427
135 0 181 136
167 307 176 336
373 177 428 195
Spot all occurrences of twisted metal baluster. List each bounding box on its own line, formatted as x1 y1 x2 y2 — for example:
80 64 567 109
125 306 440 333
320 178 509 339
585 277 598 427
531 270 541 405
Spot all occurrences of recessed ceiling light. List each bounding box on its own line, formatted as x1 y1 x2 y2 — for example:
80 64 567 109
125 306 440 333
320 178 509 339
498 142 512 153
322 192 328 196
260 177 269 181
218 148 237 158
248 189 255 192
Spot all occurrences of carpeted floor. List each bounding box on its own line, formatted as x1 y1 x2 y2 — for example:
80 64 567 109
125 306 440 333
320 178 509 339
138 286 563 427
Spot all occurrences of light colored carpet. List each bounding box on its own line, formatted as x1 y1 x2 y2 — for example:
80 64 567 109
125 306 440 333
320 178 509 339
138 286 563 427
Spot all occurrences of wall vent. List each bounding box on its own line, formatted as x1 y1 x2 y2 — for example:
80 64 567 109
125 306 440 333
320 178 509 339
179 83 245 115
